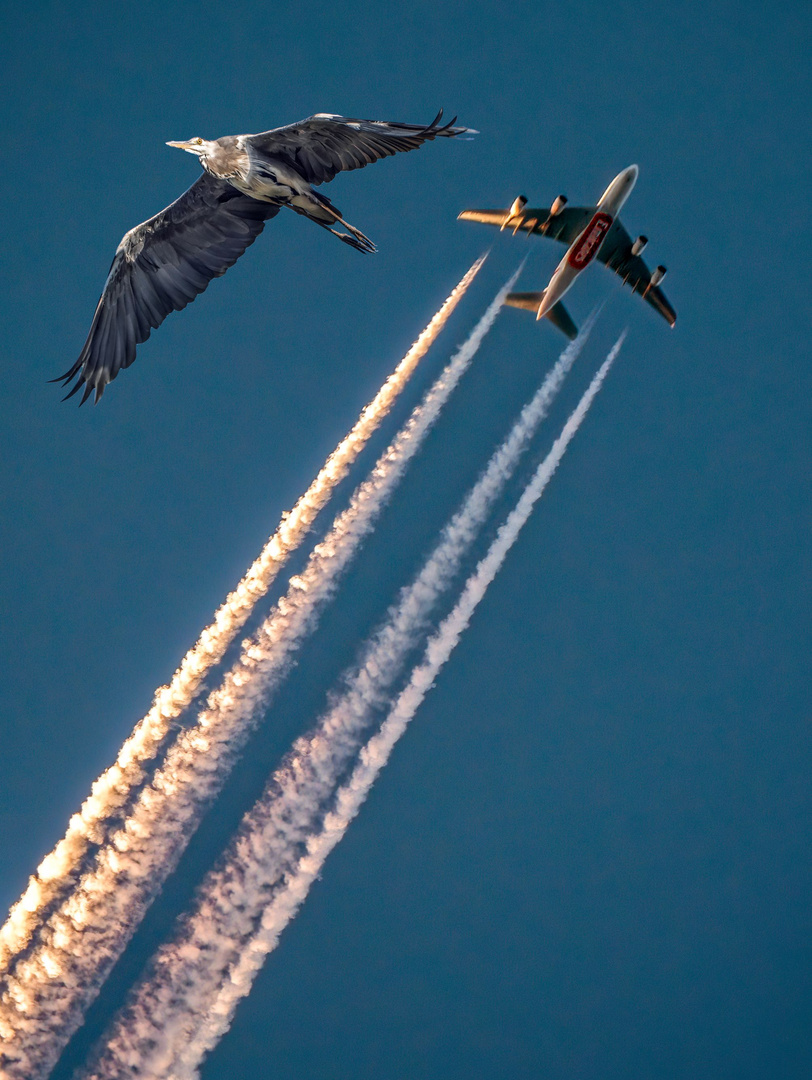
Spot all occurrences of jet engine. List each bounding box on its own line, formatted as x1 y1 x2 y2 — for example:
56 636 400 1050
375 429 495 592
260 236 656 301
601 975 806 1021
650 265 667 286
502 195 528 232
550 195 567 216
508 195 528 218
631 235 648 256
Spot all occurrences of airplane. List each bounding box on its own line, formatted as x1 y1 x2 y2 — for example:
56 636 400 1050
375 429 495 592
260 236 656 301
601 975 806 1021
458 165 676 339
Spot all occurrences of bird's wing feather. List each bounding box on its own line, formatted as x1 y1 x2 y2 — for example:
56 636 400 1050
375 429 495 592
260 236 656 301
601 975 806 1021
57 173 279 403
246 111 470 185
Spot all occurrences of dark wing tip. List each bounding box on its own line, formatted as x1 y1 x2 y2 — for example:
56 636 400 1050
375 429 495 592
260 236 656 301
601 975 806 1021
54 362 105 405
60 376 86 402
50 359 83 385
424 110 474 139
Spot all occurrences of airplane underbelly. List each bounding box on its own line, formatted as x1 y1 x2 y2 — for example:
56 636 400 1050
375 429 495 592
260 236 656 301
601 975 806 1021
538 259 581 318
567 211 613 270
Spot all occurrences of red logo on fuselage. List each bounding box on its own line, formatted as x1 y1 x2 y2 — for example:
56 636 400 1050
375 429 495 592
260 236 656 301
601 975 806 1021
567 212 613 269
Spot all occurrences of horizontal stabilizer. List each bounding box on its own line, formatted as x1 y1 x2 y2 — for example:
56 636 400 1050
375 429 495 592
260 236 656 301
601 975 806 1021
504 292 579 340
504 291 544 313
545 299 578 340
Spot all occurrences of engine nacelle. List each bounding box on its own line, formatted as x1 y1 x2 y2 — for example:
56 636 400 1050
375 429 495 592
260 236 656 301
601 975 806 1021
650 265 667 286
631 235 648 256
508 195 528 218
550 194 567 216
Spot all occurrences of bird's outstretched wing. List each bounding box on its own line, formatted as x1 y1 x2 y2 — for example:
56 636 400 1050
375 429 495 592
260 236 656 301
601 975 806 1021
56 173 280 403
246 111 471 185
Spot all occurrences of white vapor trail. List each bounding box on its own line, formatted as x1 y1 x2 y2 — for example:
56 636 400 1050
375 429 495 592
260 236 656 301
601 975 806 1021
0 265 512 1080
82 329 612 1080
188 334 626 1076
0 256 484 978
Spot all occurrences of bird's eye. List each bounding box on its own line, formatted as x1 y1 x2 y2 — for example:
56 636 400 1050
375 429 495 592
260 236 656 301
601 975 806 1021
195 138 204 145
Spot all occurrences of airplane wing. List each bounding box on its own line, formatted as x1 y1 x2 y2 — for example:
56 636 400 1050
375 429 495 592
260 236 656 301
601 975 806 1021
458 205 595 245
597 219 677 326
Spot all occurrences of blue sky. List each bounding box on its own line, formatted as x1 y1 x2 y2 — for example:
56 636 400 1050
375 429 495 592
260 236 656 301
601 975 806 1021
1 1 811 1077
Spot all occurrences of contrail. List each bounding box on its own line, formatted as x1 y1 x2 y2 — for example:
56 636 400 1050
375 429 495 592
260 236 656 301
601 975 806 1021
183 334 626 1079
0 256 484 978
81 330 612 1080
0 264 514 1080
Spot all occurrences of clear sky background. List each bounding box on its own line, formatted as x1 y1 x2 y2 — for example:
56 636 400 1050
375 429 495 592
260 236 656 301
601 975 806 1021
1 1 811 1077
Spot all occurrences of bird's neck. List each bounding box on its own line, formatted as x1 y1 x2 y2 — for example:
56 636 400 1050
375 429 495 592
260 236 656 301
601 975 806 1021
201 138 249 182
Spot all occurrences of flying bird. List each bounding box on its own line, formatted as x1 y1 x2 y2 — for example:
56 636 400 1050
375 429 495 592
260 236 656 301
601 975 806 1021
56 111 471 403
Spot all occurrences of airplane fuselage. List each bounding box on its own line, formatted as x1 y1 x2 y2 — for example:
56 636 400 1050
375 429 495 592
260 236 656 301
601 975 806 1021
536 164 638 320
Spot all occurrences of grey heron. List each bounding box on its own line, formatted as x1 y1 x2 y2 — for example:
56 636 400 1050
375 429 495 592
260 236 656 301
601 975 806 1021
55 111 471 403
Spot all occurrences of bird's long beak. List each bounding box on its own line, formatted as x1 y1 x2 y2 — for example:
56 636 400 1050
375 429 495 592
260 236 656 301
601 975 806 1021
166 140 200 154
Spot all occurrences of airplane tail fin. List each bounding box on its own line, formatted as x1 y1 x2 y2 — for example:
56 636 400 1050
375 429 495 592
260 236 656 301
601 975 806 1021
504 292 579 340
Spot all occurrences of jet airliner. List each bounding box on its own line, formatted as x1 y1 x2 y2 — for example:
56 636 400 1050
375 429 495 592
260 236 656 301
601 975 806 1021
459 165 676 339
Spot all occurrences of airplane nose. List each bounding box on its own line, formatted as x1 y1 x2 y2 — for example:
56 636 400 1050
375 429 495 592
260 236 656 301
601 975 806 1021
626 164 639 183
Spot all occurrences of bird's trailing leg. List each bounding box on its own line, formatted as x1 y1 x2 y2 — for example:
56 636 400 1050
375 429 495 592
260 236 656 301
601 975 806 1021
306 210 377 253
322 219 377 253
290 191 377 253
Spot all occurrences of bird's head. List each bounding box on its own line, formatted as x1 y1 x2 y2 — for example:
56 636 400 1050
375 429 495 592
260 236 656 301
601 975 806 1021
166 137 216 159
